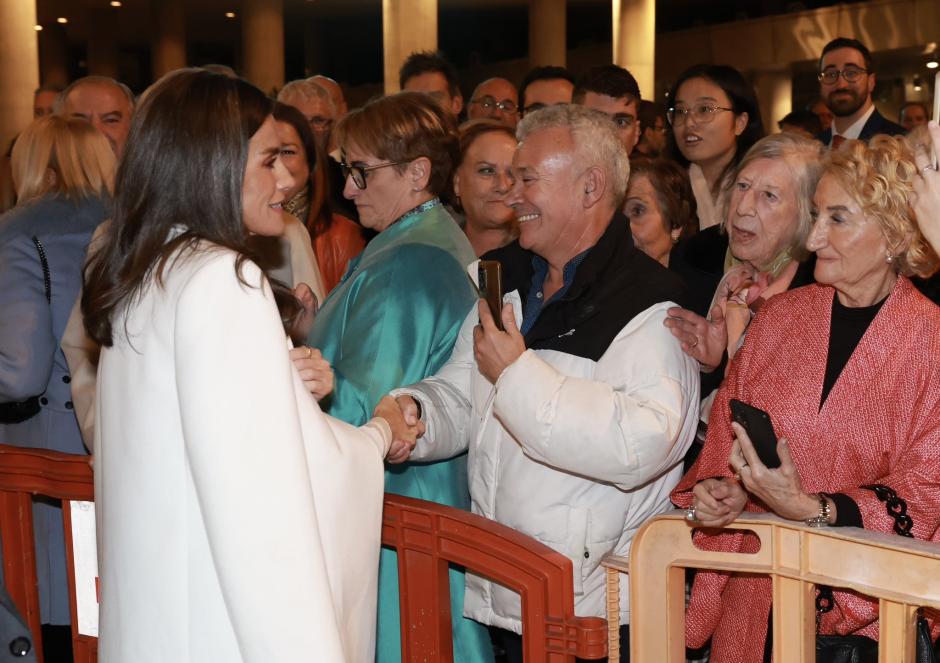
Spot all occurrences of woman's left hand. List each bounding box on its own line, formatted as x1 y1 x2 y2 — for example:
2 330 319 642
290 345 334 401
729 421 819 521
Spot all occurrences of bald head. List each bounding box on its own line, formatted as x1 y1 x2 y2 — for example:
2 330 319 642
60 77 134 157
468 78 519 127
309 75 347 118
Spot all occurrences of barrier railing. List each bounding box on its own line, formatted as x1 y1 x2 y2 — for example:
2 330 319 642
602 510 940 662
0 445 607 662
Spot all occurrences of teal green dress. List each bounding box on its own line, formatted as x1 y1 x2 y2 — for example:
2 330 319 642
307 199 494 663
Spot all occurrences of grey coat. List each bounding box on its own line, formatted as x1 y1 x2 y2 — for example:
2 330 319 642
0 551 36 662
0 193 109 624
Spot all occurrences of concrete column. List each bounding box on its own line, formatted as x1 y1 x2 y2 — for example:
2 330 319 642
382 0 437 94
753 70 792 133
242 0 284 95
528 0 565 68
39 24 69 87
87 9 119 79
152 0 187 80
613 0 654 100
0 0 39 151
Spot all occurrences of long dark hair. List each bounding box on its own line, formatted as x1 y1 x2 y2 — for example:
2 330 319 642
666 64 764 189
271 102 336 240
83 68 294 346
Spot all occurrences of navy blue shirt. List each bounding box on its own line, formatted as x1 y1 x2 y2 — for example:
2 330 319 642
520 248 591 335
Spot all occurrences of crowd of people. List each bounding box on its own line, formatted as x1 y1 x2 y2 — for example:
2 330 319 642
1 32 940 663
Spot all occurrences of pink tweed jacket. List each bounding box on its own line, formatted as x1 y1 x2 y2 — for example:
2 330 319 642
672 277 940 663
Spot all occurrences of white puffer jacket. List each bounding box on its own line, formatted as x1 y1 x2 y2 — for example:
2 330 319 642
393 291 699 633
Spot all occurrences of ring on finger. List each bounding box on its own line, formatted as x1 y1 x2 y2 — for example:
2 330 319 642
923 163 939 172
689 336 699 348
306 346 313 358
685 505 698 522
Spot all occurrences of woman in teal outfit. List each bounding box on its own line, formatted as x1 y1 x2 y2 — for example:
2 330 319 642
306 92 494 663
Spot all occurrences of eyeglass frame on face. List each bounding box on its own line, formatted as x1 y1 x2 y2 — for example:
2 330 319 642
339 159 410 190
470 96 518 114
817 67 869 85
666 104 735 126
307 115 334 131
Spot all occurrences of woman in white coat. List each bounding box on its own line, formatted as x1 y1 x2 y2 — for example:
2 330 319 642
81 68 409 662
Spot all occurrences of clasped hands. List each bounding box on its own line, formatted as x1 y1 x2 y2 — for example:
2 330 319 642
375 298 526 464
689 421 819 527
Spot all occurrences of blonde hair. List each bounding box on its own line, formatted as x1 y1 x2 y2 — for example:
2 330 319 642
824 135 939 279
11 115 115 204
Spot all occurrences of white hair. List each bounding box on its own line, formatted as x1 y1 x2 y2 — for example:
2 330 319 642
517 104 630 205
277 79 335 112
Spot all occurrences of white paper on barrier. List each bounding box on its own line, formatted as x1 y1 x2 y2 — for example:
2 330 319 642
69 500 99 637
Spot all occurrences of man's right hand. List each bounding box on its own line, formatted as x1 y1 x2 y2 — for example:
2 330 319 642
373 395 425 464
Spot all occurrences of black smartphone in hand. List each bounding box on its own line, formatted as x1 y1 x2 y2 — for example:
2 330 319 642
729 399 781 469
478 260 504 331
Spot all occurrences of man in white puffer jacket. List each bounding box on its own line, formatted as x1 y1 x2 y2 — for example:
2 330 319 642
388 104 699 662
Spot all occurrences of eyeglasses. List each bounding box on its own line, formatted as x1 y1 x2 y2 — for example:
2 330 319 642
666 104 734 126
308 116 333 131
470 96 518 114
817 67 868 85
339 160 409 190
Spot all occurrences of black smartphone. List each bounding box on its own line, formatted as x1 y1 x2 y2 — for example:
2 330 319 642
729 399 781 469
478 260 504 331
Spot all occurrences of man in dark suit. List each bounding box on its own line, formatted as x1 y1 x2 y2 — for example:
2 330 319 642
816 37 905 148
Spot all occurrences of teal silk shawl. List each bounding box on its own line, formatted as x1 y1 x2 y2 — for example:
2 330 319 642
306 199 494 662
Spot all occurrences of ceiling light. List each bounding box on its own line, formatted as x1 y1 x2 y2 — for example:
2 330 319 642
111 1 122 6
34 24 43 31
225 12 236 18
56 17 68 24
913 75 923 92
928 60 939 70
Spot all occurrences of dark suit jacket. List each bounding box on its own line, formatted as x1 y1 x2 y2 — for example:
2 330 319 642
0 551 36 662
817 107 906 144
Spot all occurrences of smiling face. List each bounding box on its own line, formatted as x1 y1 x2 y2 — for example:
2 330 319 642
580 91 640 151
726 157 800 267
819 47 874 120
242 116 291 236
274 120 310 202
504 126 589 264
454 130 517 231
63 81 133 157
672 77 746 169
807 173 896 305
624 175 675 266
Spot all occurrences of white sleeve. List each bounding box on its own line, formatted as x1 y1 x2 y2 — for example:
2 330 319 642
493 303 700 490
174 255 346 662
390 306 477 462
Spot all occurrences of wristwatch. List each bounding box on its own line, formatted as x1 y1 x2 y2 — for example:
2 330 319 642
805 494 832 527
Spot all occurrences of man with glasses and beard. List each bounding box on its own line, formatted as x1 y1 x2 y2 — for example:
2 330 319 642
816 37 904 148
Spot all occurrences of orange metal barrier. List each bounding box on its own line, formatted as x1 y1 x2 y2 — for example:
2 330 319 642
0 444 606 663
383 494 607 662
602 510 940 663
0 444 96 663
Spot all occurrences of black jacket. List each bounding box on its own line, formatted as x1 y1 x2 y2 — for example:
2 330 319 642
483 212 686 362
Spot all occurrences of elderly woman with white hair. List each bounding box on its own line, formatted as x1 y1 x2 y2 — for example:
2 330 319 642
666 133 825 404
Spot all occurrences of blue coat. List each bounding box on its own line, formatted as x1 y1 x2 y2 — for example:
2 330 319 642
0 193 109 625
0 550 35 662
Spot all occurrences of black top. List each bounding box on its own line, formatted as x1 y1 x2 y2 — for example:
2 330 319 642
820 293 886 408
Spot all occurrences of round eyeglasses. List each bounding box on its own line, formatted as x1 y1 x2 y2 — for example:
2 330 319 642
339 160 409 190
470 96 518 114
817 67 868 85
666 104 734 126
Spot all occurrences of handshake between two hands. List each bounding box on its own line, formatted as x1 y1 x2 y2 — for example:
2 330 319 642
373 395 425 464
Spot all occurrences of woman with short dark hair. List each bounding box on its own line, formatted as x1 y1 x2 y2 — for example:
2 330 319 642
83 68 403 662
